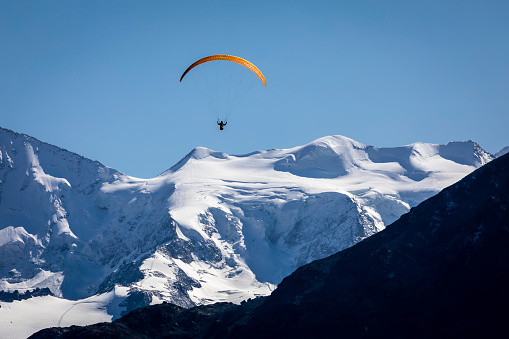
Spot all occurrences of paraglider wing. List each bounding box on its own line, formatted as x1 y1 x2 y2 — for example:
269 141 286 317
180 55 266 86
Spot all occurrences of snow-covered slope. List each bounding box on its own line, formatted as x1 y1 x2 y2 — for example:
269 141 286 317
0 127 493 337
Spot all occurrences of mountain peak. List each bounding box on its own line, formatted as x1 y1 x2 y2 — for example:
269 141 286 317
189 147 229 160
164 147 229 174
274 136 367 178
310 135 366 149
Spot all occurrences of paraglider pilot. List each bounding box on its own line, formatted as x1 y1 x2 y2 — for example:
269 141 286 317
217 120 227 130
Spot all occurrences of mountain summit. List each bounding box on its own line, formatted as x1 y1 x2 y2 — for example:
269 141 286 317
0 127 494 337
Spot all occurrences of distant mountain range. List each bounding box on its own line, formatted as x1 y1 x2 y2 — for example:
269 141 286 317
31 147 509 338
0 126 501 337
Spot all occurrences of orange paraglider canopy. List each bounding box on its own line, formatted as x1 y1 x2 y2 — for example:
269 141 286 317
180 55 266 86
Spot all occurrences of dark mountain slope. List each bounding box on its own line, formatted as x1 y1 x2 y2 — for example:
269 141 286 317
32 153 509 338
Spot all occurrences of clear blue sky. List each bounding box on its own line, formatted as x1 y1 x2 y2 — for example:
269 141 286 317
1 1 508 178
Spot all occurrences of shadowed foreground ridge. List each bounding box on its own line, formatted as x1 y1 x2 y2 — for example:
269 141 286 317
32 153 509 338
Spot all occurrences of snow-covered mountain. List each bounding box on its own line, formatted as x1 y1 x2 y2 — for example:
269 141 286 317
0 126 493 337
33 148 509 339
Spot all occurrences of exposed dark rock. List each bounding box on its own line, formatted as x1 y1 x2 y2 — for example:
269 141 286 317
97 259 146 294
0 287 52 302
119 290 154 317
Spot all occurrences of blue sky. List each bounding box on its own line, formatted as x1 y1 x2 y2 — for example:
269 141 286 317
1 1 508 178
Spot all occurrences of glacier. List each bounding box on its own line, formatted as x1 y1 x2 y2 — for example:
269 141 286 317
0 126 494 338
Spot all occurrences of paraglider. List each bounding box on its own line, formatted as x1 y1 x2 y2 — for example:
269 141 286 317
180 55 266 86
217 120 227 131
180 55 266 129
